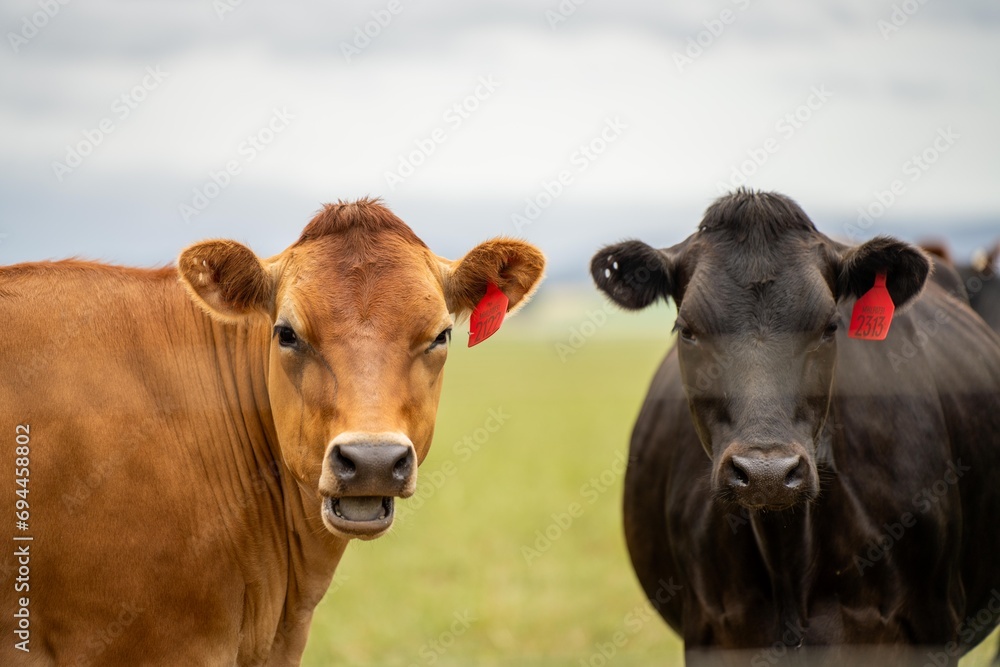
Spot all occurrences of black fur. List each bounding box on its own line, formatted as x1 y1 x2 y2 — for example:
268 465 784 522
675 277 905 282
590 240 672 310
839 236 932 309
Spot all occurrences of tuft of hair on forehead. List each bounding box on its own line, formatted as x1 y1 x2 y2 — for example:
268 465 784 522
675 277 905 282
699 189 817 244
295 197 428 249
695 189 821 286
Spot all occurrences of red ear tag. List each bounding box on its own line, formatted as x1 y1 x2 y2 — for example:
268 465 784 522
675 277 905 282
468 283 509 347
848 271 895 341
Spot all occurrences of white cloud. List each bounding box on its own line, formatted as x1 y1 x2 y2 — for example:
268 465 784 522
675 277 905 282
0 0 997 268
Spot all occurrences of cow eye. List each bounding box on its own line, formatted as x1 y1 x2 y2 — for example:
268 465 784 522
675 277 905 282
275 325 299 348
428 327 452 352
822 321 838 342
673 319 697 344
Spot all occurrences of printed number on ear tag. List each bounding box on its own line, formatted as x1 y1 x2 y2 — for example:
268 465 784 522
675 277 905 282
469 283 509 347
848 271 895 341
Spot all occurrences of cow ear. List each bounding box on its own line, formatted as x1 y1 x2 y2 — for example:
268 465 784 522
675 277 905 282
838 236 931 309
591 240 678 310
442 238 546 318
178 240 275 321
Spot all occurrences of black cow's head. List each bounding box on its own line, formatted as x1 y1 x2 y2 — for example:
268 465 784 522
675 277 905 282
592 190 931 510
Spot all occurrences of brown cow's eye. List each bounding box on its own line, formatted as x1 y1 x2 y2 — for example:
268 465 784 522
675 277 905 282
428 327 452 352
275 325 298 348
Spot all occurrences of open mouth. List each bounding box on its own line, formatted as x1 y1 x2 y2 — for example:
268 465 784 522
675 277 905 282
322 496 395 539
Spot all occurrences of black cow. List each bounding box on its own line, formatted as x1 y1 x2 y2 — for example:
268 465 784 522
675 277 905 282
591 191 1000 666
922 241 1000 333
962 244 1000 332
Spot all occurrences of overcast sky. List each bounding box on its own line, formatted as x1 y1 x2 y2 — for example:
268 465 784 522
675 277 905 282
1 0 998 279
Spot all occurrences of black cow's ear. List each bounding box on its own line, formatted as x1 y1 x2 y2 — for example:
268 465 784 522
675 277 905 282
838 236 931 309
591 240 675 310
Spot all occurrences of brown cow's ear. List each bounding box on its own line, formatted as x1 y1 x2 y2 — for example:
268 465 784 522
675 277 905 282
591 240 682 310
838 236 931 309
442 238 546 318
177 240 275 321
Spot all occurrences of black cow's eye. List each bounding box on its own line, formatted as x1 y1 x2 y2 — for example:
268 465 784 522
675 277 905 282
673 319 697 344
822 322 838 341
275 325 298 348
428 327 452 352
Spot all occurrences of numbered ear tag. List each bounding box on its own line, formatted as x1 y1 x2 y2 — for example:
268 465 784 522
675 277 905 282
848 271 895 341
468 283 509 347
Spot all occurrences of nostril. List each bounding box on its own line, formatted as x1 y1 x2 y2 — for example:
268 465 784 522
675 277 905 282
392 448 414 481
728 458 750 487
784 457 805 489
332 445 356 479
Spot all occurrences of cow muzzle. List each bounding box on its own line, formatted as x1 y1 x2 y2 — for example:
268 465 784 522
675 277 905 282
318 432 417 540
715 442 818 510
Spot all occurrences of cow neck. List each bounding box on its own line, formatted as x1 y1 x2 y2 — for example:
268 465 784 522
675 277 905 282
749 506 813 644
191 305 348 655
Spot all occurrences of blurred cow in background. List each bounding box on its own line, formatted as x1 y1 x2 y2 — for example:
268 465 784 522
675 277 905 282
921 240 1000 332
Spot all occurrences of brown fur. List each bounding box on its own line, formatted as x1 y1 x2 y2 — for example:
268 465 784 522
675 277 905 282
178 240 274 320
296 198 428 249
0 199 544 666
443 237 546 317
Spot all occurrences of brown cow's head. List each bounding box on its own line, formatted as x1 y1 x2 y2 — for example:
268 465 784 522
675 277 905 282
178 199 544 539
592 190 930 511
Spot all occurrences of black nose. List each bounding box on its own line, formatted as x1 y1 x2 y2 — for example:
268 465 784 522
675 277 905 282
331 444 414 495
728 455 802 488
722 453 811 508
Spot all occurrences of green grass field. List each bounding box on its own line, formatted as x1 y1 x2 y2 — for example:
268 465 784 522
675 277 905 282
301 290 999 666
303 290 684 666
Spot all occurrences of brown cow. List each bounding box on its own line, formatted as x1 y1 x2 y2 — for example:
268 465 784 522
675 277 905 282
0 199 544 665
